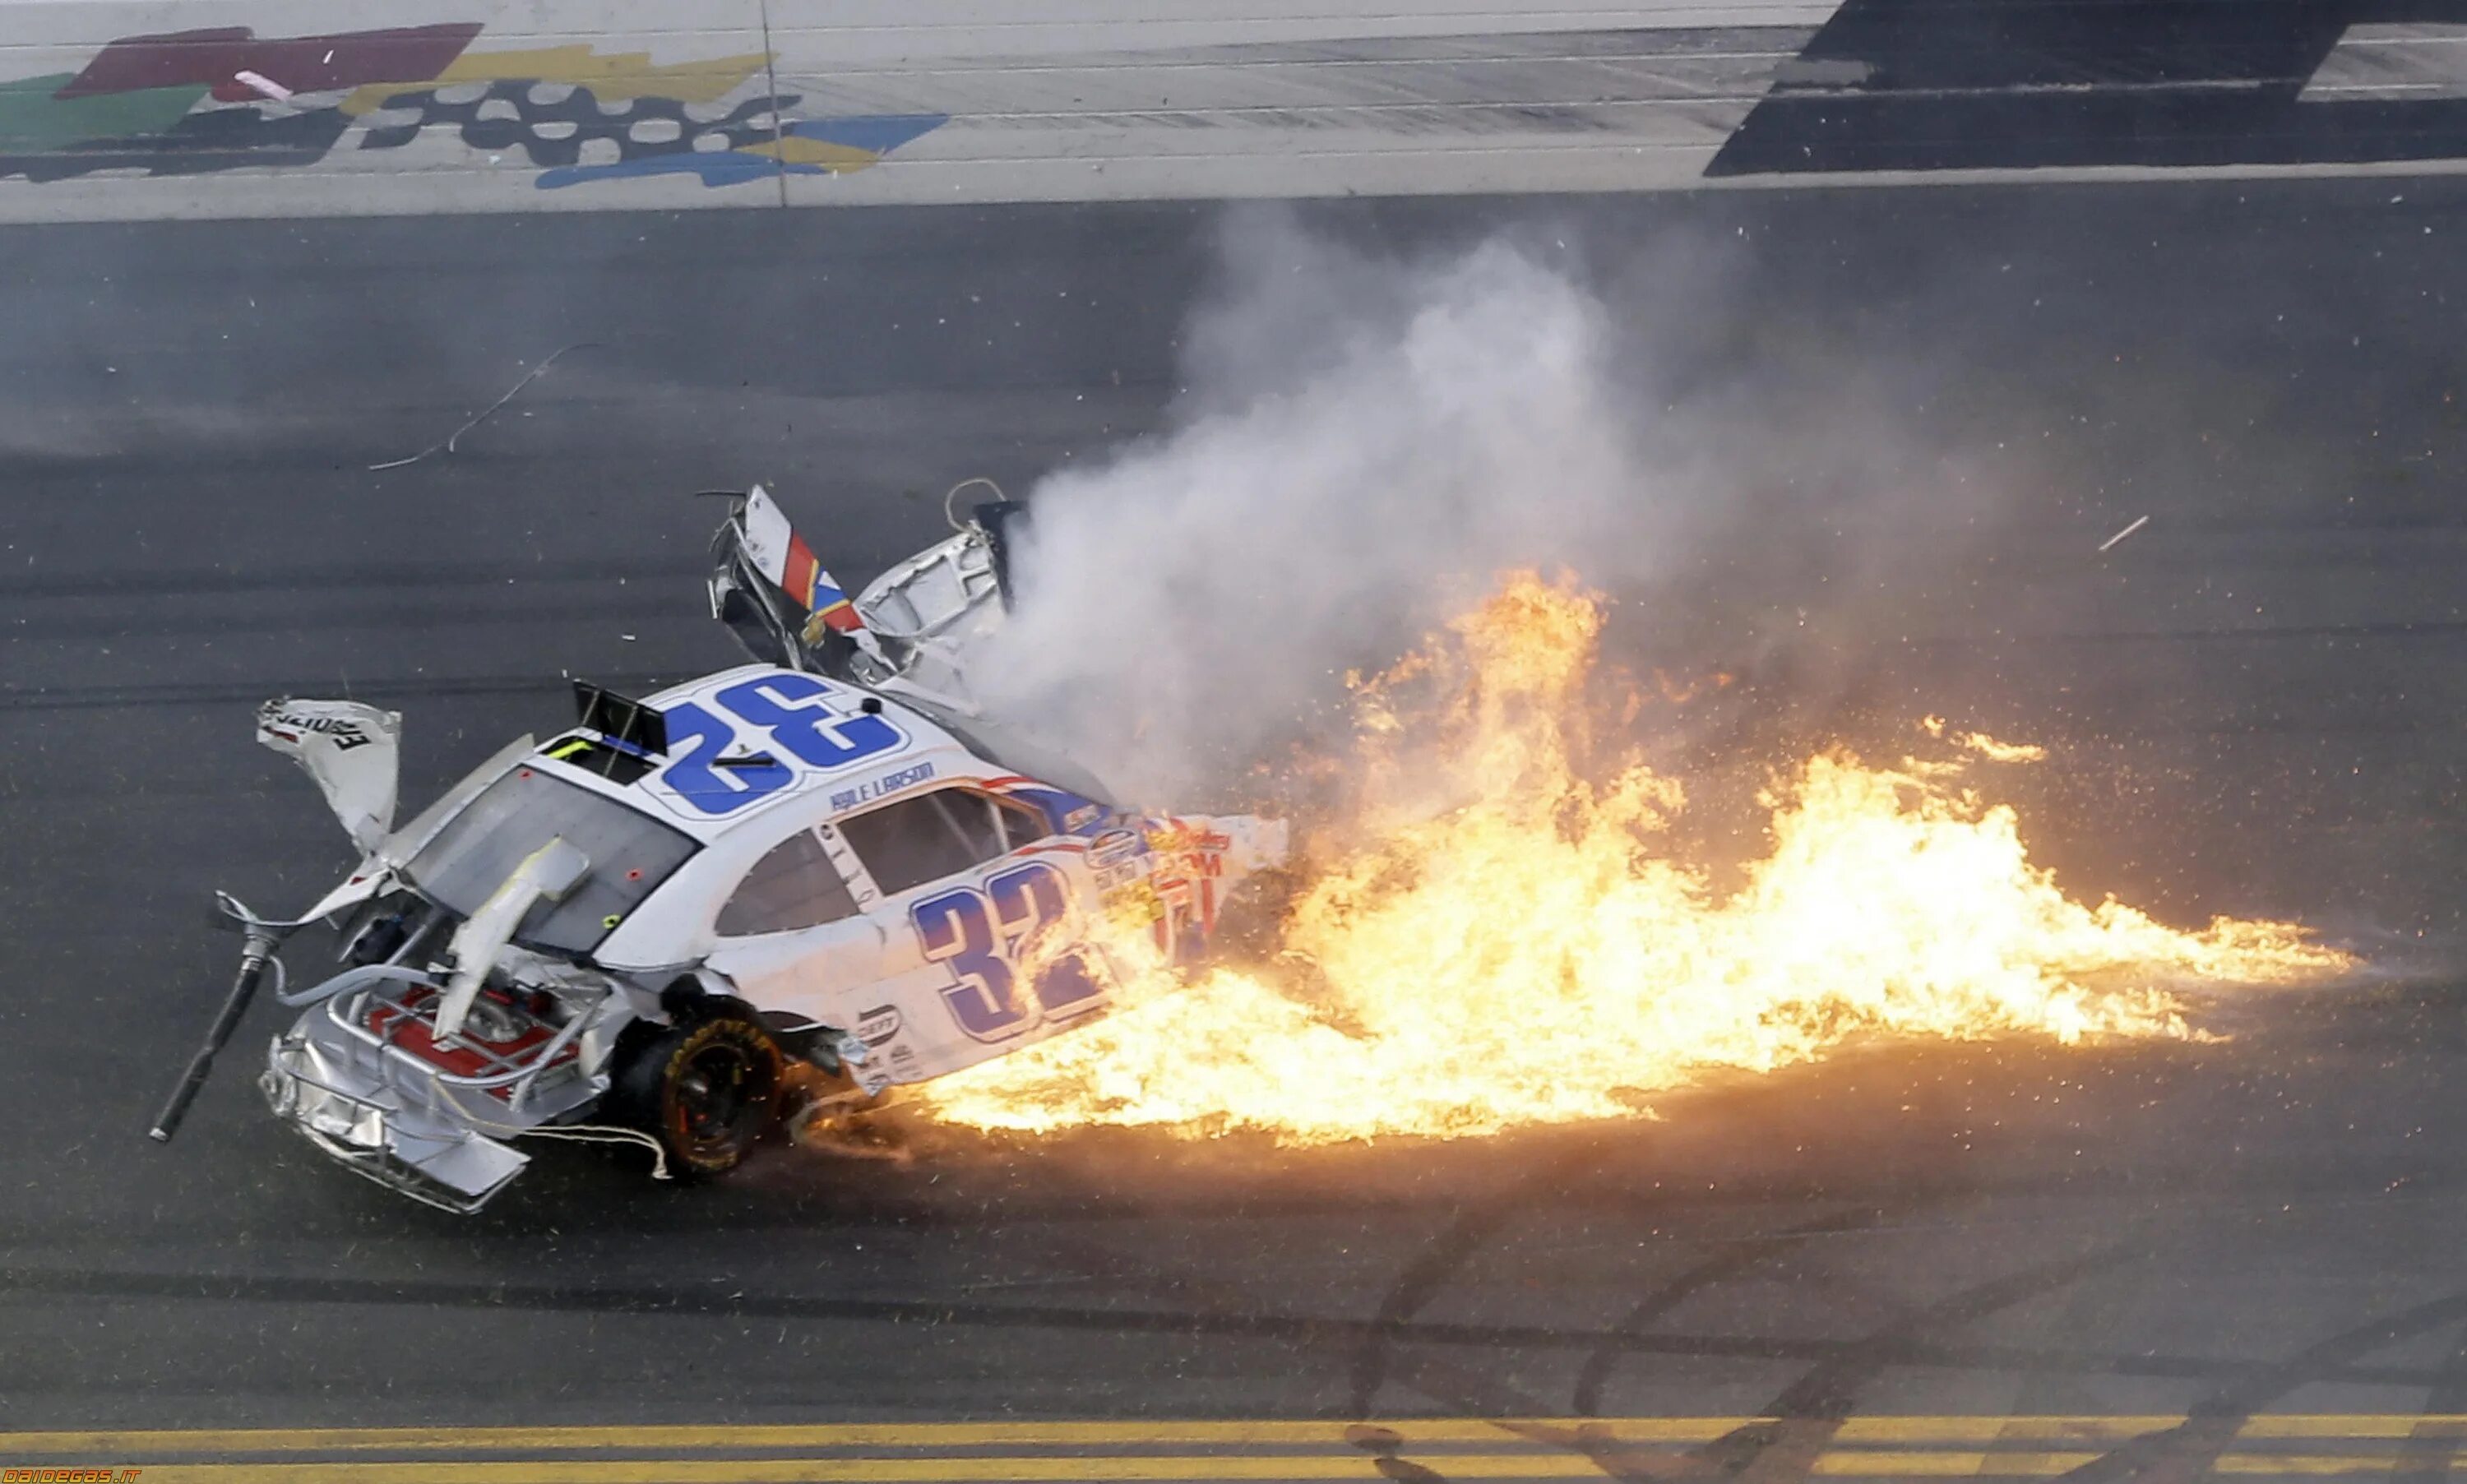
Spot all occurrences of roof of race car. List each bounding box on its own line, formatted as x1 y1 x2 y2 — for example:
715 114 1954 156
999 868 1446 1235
528 664 990 842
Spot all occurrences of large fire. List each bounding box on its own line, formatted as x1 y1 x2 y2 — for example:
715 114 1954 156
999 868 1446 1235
919 573 2351 1143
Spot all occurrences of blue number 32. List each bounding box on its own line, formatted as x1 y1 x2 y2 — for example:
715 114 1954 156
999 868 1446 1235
660 673 904 815
916 862 1106 1041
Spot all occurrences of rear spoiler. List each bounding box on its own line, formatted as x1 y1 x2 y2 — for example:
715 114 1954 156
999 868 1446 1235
738 483 867 642
706 485 882 679
704 483 1028 700
572 679 668 756
547 681 670 784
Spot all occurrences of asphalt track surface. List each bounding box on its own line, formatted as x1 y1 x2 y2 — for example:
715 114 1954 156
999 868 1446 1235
1 183 2465 1468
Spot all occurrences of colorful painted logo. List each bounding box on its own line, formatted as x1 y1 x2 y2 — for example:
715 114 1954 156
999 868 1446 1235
0 25 945 187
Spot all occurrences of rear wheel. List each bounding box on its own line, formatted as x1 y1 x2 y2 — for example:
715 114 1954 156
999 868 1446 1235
607 1015 781 1177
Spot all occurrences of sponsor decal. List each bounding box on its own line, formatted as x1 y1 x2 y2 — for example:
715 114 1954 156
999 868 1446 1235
1089 827 1144 867
855 1005 903 1047
1144 823 1231 855
1136 821 1229 959
1089 826 1148 890
266 710 375 750
829 760 935 813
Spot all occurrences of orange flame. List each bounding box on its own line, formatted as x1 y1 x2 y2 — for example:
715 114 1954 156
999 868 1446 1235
921 572 2351 1143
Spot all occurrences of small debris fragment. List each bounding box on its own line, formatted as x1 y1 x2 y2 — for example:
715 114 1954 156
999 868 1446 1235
234 70 293 102
2097 515 2150 552
368 342 604 471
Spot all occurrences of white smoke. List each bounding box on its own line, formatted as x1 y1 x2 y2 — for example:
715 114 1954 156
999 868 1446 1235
967 215 1679 803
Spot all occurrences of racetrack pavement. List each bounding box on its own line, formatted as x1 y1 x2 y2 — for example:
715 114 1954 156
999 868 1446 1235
4 4 2467 1468
13 1416 2467 1479
2 180 2465 1444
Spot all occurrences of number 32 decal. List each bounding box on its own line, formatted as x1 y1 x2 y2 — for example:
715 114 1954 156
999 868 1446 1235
915 862 1107 1041
660 673 905 816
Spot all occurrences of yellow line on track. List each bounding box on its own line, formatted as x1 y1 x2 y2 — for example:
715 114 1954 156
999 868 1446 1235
2242 1417 2467 1438
1819 1454 2442 1477
16 1416 2449 1456
1831 1417 2182 1441
56 1458 1614 1483
59 1450 2460 1484
10 1417 2467 1467
10 1421 1609 1454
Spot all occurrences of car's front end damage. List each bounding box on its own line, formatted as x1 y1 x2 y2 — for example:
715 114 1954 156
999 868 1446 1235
259 940 644 1213
235 715 684 1211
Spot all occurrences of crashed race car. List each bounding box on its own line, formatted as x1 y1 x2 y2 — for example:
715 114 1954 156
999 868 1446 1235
148 487 1285 1212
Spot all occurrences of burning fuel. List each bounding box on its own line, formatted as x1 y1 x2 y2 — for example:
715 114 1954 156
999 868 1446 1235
921 572 2353 1144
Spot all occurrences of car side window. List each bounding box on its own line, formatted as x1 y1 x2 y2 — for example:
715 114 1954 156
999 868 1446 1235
840 788 1008 896
993 796 1049 850
715 829 859 937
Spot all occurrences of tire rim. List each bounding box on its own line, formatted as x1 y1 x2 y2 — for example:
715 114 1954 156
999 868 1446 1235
670 1040 770 1160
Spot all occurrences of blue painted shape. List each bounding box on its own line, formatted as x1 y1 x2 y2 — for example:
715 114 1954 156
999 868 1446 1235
1006 785 1106 837
782 113 947 155
917 888 1027 1042
992 862 1104 1014
537 150 778 189
535 112 948 190
713 672 904 772
658 701 794 815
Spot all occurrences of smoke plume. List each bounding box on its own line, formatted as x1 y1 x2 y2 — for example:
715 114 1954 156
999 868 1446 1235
963 208 2014 808
967 216 1644 802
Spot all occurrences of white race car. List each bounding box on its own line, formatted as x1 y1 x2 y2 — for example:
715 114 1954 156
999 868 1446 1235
149 488 1284 1212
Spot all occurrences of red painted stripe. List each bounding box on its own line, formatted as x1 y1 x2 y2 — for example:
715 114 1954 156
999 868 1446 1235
781 536 822 610
58 23 483 101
